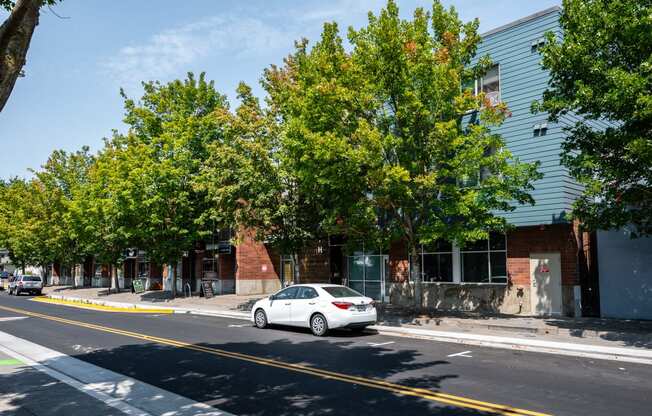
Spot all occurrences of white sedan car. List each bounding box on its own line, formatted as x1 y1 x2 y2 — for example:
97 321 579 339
251 284 377 336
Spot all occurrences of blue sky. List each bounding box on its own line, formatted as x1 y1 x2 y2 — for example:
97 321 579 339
0 0 559 179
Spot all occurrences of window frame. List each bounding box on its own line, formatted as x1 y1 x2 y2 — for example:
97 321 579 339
474 64 501 106
296 286 318 299
274 286 299 300
408 233 508 285
460 232 508 284
419 241 454 283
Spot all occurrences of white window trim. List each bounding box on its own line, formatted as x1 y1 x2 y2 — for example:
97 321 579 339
474 64 502 106
460 235 508 284
411 235 508 285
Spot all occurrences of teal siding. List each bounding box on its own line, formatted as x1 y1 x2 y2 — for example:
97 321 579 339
476 8 574 226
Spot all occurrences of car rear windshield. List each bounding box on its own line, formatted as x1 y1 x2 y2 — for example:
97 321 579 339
323 286 363 298
22 276 41 282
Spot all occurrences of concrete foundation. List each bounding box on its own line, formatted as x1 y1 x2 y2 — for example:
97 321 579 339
236 278 281 296
389 282 532 315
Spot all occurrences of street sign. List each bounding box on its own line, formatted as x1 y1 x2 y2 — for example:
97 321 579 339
133 278 146 294
202 280 214 299
217 243 231 254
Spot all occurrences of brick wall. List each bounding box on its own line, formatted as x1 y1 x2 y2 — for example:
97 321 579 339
387 224 580 287
507 223 579 286
298 243 330 283
235 230 280 281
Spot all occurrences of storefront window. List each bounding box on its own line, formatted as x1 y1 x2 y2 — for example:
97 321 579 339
136 259 149 278
462 232 507 283
420 240 453 282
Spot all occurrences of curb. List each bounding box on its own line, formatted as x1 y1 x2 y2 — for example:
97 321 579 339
370 325 652 365
44 294 652 365
45 294 251 320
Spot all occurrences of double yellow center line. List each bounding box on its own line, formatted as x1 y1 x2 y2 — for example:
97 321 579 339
0 304 550 416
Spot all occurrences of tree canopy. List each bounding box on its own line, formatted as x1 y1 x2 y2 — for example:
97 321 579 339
199 1 541 298
2 1 543 301
537 0 652 236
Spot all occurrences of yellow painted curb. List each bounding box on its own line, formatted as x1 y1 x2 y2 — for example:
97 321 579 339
30 296 173 314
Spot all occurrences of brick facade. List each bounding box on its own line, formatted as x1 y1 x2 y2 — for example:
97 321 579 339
235 230 280 281
297 244 331 283
506 223 579 287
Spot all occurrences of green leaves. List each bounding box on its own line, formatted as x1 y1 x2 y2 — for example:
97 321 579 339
540 0 652 236
0 148 93 270
258 0 539 252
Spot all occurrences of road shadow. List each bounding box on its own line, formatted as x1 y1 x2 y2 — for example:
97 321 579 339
0 365 123 416
377 304 652 349
59 337 506 416
543 318 652 349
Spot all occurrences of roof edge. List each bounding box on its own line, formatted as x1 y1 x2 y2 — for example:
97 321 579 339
481 6 561 38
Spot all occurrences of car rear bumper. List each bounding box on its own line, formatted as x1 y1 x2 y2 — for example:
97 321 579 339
329 309 377 329
14 286 42 293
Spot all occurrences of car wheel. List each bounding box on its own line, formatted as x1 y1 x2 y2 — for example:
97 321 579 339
254 309 268 329
35 290 42 296
310 313 328 337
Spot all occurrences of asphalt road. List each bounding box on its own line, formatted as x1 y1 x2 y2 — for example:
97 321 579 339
0 293 650 416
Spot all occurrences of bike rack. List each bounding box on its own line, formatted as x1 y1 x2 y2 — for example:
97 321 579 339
184 282 192 298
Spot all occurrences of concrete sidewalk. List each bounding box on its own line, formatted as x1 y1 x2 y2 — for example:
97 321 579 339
41 286 652 365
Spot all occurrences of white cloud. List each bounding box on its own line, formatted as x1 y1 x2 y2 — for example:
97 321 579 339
99 1 431 94
101 14 299 92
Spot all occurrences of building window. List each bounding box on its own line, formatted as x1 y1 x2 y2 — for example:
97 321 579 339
420 240 453 282
475 64 501 106
461 232 507 283
531 37 546 52
137 258 150 278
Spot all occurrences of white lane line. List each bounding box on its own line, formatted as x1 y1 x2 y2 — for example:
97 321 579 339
0 330 235 416
447 350 473 358
367 341 395 347
228 324 248 328
0 316 28 322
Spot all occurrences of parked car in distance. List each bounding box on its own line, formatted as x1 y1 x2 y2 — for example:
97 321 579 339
8 274 43 296
251 284 377 336
0 271 10 291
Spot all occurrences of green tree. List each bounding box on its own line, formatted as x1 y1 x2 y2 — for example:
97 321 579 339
536 0 652 236
119 72 229 295
74 138 144 291
0 178 42 272
1 0 61 112
197 82 325 283
33 147 94 279
263 0 540 304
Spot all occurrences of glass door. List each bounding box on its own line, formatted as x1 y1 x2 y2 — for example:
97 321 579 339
281 256 294 286
346 249 387 301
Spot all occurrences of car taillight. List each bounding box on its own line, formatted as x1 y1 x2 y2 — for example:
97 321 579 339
18 281 23 286
332 301 354 310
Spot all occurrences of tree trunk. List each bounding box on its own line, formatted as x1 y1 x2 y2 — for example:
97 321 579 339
293 253 300 285
409 244 422 310
0 0 42 112
111 264 120 294
171 262 177 297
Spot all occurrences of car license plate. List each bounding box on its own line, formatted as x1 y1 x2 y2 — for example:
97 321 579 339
356 305 366 312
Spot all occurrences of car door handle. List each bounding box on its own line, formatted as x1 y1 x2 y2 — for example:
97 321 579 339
284 302 291 305
308 302 316 305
